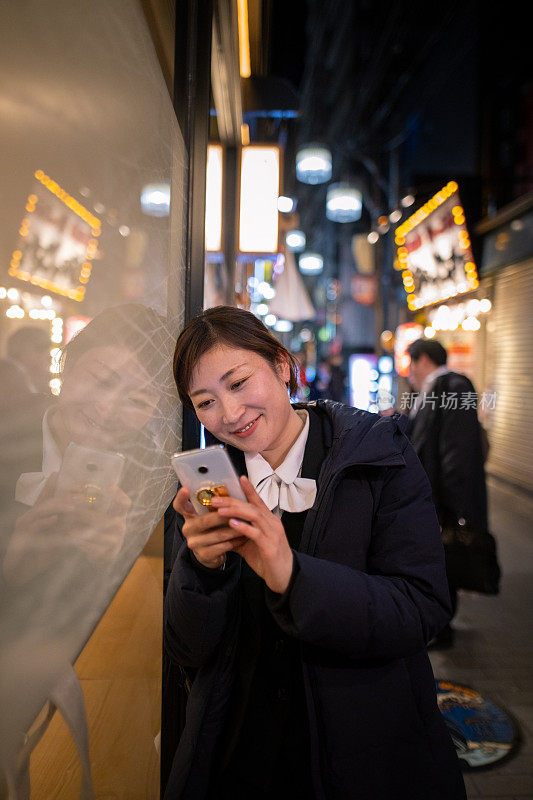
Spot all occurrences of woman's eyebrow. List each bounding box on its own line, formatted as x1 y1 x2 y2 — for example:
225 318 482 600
190 364 247 397
93 358 120 380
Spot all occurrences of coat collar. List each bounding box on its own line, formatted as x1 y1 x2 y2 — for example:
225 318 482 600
295 400 407 471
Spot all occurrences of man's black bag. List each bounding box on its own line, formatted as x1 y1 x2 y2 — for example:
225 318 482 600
442 525 501 595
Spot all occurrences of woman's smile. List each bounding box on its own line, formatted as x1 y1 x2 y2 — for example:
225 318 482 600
230 414 262 438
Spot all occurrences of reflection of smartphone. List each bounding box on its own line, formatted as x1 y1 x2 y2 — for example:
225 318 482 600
171 444 246 515
56 443 125 512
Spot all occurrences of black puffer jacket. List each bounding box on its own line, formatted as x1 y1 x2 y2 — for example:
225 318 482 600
164 401 466 799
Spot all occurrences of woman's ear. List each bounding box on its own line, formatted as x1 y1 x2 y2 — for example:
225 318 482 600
276 355 291 384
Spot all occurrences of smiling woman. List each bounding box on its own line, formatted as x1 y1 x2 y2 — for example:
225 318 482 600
164 306 467 800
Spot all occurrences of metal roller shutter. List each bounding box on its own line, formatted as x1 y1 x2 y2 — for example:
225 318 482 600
485 258 533 491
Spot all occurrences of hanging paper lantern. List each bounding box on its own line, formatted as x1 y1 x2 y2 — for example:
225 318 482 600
296 144 332 185
299 252 324 274
326 183 362 222
140 183 170 217
286 230 306 251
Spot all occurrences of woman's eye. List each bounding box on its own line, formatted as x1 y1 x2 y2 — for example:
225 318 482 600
90 372 114 389
130 397 153 411
197 399 213 409
230 378 247 391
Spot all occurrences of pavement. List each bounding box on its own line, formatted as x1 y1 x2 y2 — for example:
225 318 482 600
429 478 533 799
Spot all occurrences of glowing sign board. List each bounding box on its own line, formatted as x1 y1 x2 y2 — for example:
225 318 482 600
395 182 479 311
9 170 101 302
205 144 223 252
349 354 378 412
394 322 424 377
239 145 280 254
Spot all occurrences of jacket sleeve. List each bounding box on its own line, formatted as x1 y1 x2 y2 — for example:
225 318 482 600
266 439 451 660
163 514 241 668
437 376 486 527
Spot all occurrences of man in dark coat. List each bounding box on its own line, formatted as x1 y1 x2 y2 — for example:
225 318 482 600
406 338 489 647
164 401 466 799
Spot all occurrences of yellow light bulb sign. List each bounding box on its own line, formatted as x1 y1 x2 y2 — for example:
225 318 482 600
9 170 101 302
394 181 479 310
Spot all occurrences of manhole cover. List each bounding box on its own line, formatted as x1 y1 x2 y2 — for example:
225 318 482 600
436 680 518 768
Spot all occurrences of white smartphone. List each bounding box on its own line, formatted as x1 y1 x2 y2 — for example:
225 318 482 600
171 444 247 515
56 442 126 512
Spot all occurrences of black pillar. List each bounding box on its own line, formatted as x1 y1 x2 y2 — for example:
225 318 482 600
161 1 212 795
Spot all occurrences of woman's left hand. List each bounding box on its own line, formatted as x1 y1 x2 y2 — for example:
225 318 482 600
211 475 294 594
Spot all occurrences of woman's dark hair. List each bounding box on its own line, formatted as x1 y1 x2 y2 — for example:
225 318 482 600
173 306 300 408
407 338 447 366
61 304 173 383
59 304 177 416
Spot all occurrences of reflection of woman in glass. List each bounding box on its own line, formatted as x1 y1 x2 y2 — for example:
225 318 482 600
164 306 466 800
2 303 176 586
0 304 177 795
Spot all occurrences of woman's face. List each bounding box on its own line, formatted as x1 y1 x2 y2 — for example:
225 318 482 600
57 345 160 450
189 344 296 462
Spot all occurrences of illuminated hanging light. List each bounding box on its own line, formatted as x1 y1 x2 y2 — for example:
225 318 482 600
326 183 362 223
286 230 306 251
296 144 332 185
277 196 295 213
6 305 25 319
401 194 415 207
261 284 276 300
140 183 170 217
299 252 324 274
389 209 402 223
462 316 481 332
378 356 394 373
367 231 379 244
49 378 62 395
274 319 293 332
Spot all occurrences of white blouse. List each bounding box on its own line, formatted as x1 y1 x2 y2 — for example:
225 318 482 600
244 410 317 517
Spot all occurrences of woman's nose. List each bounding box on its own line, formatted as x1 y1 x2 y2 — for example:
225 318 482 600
221 398 244 425
95 390 123 420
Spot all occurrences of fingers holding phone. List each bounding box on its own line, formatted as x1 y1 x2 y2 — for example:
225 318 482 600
172 445 248 569
4 449 131 586
174 489 245 569
173 486 197 520
69 484 131 563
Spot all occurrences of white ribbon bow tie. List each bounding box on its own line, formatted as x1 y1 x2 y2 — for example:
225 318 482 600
256 474 317 514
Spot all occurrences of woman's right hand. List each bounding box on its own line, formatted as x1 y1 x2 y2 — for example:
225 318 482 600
173 487 245 569
3 473 77 585
4 474 131 586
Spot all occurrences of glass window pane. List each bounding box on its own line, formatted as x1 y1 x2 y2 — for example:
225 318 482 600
0 1 185 794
